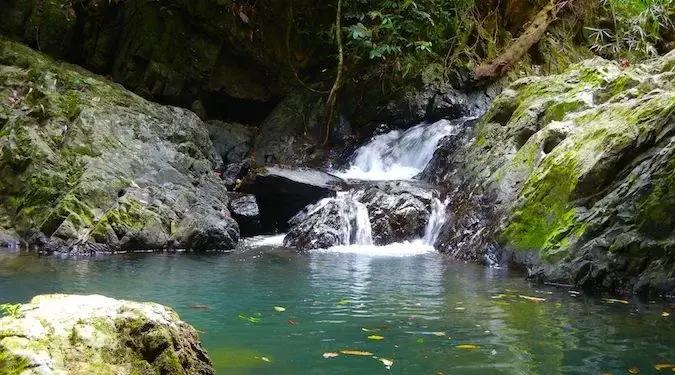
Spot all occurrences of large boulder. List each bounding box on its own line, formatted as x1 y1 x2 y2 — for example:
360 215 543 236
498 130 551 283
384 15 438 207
247 166 346 232
424 51 675 295
0 294 213 375
0 40 238 253
284 181 436 249
228 194 262 238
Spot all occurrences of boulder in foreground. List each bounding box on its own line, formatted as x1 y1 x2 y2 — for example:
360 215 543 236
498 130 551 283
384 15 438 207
0 294 213 375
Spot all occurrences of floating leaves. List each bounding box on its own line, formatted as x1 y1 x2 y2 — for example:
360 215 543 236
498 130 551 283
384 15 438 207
256 356 271 363
416 338 425 344
603 298 629 305
339 350 373 356
455 344 480 350
322 352 339 359
519 295 546 303
628 367 640 374
361 328 378 333
337 299 351 305
662 312 671 317
237 314 261 324
287 319 298 326
378 358 394 369
367 335 384 340
655 364 674 371
432 331 446 337
273 306 286 312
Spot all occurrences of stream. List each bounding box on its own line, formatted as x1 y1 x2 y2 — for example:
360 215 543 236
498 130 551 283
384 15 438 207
1 119 673 374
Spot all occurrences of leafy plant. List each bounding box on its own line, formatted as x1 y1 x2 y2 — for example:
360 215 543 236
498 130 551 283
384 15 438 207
0 303 22 319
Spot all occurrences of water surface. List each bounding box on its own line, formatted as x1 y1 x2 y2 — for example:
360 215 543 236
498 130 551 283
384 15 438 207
0 242 673 374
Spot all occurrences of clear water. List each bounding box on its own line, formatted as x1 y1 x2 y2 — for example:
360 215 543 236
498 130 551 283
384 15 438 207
0 243 673 375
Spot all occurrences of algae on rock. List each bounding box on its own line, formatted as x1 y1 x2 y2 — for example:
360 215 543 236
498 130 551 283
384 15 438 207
0 39 239 252
0 294 214 375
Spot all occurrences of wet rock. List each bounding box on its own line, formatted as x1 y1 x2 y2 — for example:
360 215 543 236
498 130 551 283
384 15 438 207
0 41 238 253
228 194 262 238
220 160 251 190
0 294 214 374
247 166 346 232
0 229 22 249
424 52 675 294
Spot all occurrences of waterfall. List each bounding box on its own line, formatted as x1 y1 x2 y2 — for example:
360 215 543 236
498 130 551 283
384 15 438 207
423 198 450 246
334 118 468 180
300 192 373 246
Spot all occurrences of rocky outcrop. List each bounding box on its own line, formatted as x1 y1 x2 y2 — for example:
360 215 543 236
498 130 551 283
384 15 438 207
425 51 675 295
228 194 262 238
246 166 346 233
0 40 238 253
284 181 436 249
0 294 213 375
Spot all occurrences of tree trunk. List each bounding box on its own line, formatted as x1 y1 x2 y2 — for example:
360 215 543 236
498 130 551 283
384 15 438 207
474 2 557 79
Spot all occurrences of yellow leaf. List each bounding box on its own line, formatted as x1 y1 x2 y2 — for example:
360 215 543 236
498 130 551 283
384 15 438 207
604 298 629 305
628 367 640 374
340 350 373 356
455 307 466 311
491 294 507 299
519 295 546 303
654 364 674 370
337 300 351 305
662 312 670 317
261 357 271 363
273 306 286 312
322 352 339 359
432 331 446 337
361 328 378 333
455 344 480 350
367 335 384 340
378 358 394 369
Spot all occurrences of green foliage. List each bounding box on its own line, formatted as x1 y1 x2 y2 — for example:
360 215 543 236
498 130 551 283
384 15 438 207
586 0 675 59
0 303 22 318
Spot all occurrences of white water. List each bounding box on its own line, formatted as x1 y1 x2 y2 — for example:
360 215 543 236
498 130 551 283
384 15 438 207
334 118 463 180
320 240 436 257
423 197 450 245
302 192 373 246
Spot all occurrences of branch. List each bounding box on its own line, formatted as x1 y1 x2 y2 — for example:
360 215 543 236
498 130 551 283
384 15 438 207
322 0 344 146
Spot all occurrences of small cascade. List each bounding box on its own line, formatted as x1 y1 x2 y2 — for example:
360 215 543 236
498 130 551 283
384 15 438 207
334 118 468 180
423 198 450 246
298 192 373 246
351 200 373 245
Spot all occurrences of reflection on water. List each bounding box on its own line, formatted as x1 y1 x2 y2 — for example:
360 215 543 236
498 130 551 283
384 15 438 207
0 247 673 374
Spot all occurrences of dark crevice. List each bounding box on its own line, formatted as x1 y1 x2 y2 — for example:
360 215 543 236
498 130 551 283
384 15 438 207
201 94 279 124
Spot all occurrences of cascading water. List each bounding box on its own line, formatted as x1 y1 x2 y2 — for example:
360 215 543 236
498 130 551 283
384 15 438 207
300 192 373 246
334 118 468 180
423 197 450 245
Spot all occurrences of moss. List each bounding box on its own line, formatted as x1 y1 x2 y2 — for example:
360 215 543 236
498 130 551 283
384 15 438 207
637 157 675 239
0 346 30 375
540 100 586 126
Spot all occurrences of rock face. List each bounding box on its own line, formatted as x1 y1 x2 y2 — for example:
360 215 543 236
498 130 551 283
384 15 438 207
228 194 262 238
247 166 346 233
0 40 238 253
0 294 213 375
284 181 435 249
425 51 675 295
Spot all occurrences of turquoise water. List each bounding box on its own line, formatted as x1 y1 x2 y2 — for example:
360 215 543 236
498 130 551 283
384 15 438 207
0 240 673 374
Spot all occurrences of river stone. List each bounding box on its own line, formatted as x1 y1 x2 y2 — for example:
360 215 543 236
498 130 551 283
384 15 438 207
424 51 675 295
0 40 239 253
228 194 262 238
0 294 214 375
247 166 346 232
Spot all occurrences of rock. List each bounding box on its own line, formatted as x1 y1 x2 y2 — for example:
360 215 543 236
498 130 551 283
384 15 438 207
228 194 262 238
424 51 675 294
220 160 251 190
0 40 239 253
247 166 346 232
0 229 22 249
0 294 214 375
207 121 253 165
284 181 436 249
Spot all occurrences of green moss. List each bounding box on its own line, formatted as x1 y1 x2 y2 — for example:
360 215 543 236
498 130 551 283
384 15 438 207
540 100 586 126
0 346 30 375
637 157 675 238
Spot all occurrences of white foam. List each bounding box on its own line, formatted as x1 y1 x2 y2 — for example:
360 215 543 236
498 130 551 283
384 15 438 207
317 240 435 257
243 234 286 247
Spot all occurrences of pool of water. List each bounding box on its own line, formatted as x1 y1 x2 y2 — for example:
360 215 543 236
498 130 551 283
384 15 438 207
0 240 673 374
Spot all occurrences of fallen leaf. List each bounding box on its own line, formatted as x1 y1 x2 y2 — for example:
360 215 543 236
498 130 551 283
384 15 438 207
261 357 271 363
519 295 546 303
238 314 260 324
239 11 249 24
322 352 339 359
662 312 670 317
337 300 351 305
455 307 466 311
654 364 674 370
628 367 640 374
189 304 210 310
456 344 480 350
416 338 425 344
339 350 373 356
491 294 507 299
361 328 378 333
378 358 394 369
604 298 629 305
367 335 384 340
433 332 446 337
273 306 286 312
287 319 298 326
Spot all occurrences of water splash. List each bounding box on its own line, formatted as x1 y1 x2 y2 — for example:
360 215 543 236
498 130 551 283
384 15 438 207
423 198 450 246
321 240 435 257
299 192 373 246
334 118 467 180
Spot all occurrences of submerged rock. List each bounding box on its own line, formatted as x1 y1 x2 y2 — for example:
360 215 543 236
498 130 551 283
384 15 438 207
247 166 346 232
0 40 238 253
0 294 213 374
425 51 675 295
